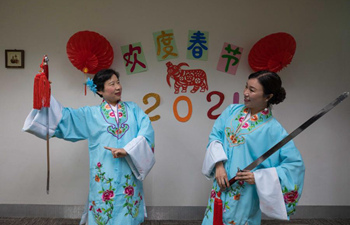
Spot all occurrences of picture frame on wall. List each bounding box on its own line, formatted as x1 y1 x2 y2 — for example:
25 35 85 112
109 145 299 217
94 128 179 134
5 49 25 68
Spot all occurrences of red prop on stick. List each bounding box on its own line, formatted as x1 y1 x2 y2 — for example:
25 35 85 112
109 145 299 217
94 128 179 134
33 55 51 194
248 32 296 72
66 30 114 95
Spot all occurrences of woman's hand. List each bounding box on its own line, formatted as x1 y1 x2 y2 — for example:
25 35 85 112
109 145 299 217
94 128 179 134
104 147 128 158
235 170 255 185
215 162 229 190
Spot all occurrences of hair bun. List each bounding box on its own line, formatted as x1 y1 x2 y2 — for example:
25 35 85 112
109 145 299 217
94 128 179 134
270 87 286 105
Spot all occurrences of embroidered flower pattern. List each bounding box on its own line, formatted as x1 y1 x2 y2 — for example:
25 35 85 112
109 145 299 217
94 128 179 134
109 111 115 118
123 174 143 218
282 185 300 216
101 101 129 139
241 122 249 129
261 108 269 115
210 189 216 199
228 181 245 201
225 128 245 146
225 106 272 147
91 165 143 222
124 185 134 196
204 185 230 219
251 115 258 121
102 190 115 202
90 162 115 225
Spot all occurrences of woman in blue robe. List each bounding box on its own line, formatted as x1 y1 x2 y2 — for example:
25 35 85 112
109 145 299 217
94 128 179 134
202 71 305 225
23 69 155 225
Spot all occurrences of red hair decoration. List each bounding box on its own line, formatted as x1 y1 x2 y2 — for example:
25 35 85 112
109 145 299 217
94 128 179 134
248 32 296 72
66 30 114 74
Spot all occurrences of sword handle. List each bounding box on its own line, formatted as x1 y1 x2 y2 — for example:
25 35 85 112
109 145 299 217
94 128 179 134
229 176 237 186
228 167 243 186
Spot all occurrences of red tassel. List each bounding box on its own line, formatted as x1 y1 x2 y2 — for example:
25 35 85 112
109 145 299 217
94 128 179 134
43 64 49 79
33 73 51 109
84 73 87 96
213 191 223 225
33 74 41 109
43 75 51 107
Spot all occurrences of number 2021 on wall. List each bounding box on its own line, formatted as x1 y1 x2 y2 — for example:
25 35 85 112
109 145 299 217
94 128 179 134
143 91 240 122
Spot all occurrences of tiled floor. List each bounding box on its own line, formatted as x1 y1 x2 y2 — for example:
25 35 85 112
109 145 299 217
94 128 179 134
1 218 350 225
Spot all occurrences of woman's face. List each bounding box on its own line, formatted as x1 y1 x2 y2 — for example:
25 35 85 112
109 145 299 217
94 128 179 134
97 74 122 106
243 78 271 113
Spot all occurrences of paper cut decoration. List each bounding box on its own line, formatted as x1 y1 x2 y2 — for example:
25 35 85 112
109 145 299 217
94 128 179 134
187 30 209 61
153 29 178 61
217 43 243 75
173 96 192 122
143 93 161 122
66 30 114 74
207 91 225 120
166 61 209 94
121 42 148 75
248 32 296 72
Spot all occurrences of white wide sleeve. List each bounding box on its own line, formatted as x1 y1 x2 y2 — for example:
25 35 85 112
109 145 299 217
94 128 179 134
254 167 288 220
202 140 228 179
22 95 63 140
124 136 155 181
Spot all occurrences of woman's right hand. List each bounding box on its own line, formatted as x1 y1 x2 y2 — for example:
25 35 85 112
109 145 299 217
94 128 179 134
215 161 229 190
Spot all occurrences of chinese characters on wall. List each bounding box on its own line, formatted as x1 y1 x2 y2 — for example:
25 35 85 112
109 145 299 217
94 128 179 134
120 30 242 122
121 30 243 76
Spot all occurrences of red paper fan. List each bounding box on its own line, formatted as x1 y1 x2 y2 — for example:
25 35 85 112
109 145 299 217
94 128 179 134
66 30 114 74
248 32 296 72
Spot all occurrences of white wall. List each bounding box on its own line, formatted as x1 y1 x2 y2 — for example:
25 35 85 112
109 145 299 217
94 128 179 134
0 0 349 207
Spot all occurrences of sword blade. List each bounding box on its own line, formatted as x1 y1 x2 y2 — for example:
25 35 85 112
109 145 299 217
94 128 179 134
229 92 349 185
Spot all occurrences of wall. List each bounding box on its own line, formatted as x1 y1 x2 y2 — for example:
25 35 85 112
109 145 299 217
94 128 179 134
0 0 349 209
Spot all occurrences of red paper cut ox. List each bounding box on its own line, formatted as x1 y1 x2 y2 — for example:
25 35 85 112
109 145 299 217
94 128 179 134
248 32 296 72
66 30 114 74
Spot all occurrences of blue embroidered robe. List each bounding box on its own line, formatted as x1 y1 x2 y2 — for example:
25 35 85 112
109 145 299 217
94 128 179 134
23 96 155 225
202 104 305 225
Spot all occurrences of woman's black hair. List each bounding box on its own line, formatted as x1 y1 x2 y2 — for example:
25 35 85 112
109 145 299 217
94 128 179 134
93 69 120 98
248 70 286 106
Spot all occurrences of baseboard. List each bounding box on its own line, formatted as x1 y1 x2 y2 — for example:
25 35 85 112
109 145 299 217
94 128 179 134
0 205 349 220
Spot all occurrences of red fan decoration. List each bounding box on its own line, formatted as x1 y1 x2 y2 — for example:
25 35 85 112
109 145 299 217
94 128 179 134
66 30 114 74
248 32 296 72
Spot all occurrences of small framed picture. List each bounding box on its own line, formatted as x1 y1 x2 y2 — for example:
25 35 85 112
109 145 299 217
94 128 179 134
5 49 25 68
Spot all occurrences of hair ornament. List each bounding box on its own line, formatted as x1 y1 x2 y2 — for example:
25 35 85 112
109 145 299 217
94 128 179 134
86 77 97 94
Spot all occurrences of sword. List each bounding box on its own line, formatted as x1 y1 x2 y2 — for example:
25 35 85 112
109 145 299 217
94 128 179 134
228 91 349 186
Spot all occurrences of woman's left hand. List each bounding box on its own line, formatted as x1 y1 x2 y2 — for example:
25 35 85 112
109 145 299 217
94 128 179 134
104 147 128 158
235 170 255 185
